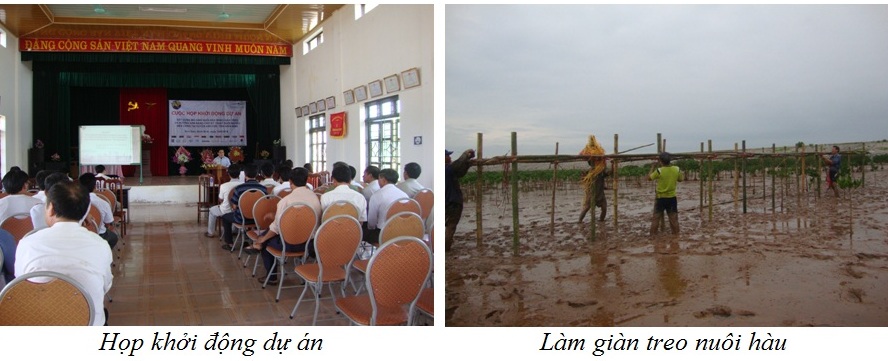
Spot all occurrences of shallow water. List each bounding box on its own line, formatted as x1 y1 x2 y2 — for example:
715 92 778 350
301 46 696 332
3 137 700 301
446 169 888 326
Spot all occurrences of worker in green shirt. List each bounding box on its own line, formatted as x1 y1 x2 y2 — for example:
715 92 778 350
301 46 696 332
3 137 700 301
649 152 683 236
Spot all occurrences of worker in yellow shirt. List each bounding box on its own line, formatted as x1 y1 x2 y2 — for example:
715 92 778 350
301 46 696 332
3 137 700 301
649 152 683 236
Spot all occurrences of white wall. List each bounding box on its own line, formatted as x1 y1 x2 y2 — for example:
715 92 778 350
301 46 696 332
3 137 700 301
0 25 33 175
282 4 435 190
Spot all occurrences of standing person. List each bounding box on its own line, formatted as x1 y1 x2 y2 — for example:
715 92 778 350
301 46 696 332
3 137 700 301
578 161 608 223
649 152 683 236
445 149 475 252
577 135 607 223
213 149 231 168
823 145 841 197
15 180 113 326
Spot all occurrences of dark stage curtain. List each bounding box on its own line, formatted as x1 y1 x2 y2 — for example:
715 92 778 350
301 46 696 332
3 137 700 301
120 88 168 176
30 52 283 177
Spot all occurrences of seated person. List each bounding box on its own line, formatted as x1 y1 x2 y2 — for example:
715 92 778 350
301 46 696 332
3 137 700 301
213 149 232 168
78 173 118 250
366 168 409 241
0 169 43 222
272 167 293 196
30 172 69 231
206 164 243 238
259 162 280 188
15 180 113 326
396 162 425 198
348 165 364 192
0 229 15 285
31 170 52 203
321 165 368 223
94 165 115 180
248 167 321 284
361 166 381 201
219 164 266 250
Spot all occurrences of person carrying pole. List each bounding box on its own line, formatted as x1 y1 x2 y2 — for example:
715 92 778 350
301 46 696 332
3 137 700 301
578 135 608 223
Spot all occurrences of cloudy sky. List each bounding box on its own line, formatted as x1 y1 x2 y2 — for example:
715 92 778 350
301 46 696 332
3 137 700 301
445 5 888 156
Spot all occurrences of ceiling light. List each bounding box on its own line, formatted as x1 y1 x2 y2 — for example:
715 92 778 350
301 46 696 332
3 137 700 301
218 12 230 20
93 5 106 14
138 6 188 13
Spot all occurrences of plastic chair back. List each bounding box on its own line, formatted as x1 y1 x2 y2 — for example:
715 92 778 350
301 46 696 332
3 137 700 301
385 197 422 221
251 195 281 231
379 211 425 245
412 188 434 222
321 200 360 223
1 213 34 244
366 236 432 325
279 203 318 248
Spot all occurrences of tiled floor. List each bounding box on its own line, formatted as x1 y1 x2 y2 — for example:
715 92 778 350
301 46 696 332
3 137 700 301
106 203 352 326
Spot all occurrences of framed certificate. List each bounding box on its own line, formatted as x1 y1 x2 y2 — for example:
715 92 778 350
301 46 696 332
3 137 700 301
295 107 303 117
317 99 326 112
301 105 309 116
368 79 384 98
354 85 368 102
402 67 420 89
325 96 336 110
309 102 317 114
384 74 400 93
343 90 355 105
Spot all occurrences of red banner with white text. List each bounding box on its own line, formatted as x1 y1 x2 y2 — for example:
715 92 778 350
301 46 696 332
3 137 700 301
20 38 292 57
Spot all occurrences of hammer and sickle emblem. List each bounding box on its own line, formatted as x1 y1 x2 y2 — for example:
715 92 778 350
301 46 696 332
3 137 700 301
127 101 139 111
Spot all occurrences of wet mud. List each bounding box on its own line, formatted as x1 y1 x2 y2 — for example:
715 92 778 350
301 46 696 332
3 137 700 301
445 168 888 326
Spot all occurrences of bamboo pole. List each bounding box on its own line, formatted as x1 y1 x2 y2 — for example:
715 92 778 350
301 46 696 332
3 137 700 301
733 142 739 207
699 142 704 213
613 134 619 230
768 143 777 213
511 132 519 254
657 133 664 233
550 142 558 236
742 140 747 214
862 142 866 187
815 144 821 198
476 133 483 247
801 144 807 194
762 147 766 203
708 140 713 222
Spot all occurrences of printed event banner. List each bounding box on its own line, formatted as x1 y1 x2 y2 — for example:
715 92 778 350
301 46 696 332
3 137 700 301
169 100 247 147
20 38 291 57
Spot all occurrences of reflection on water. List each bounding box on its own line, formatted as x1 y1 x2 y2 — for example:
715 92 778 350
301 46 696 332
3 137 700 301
655 238 686 298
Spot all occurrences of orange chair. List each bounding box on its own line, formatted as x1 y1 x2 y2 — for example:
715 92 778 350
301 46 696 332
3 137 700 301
412 188 434 224
263 203 318 302
232 189 265 258
244 194 280 275
335 236 432 326
105 179 127 225
289 215 362 325
321 200 360 224
82 205 102 235
384 197 422 221
0 270 94 325
0 213 34 244
350 211 425 294
414 287 434 325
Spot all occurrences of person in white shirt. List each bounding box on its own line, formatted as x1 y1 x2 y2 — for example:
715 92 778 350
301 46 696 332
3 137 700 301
94 165 114 180
258 162 280 189
213 149 232 168
78 173 117 250
361 166 381 201
0 169 44 223
206 164 243 238
367 168 408 232
272 167 292 196
396 162 425 198
30 172 69 231
32 170 51 203
15 180 113 326
348 165 364 192
321 166 368 223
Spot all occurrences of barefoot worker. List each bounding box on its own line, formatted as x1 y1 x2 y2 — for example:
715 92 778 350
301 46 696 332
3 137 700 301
445 148 475 252
822 145 841 197
578 135 608 223
649 152 682 236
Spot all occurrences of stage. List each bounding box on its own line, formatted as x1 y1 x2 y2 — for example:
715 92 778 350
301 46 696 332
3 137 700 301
121 175 201 204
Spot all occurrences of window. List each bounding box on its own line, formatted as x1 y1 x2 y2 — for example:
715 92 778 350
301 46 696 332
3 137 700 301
355 4 378 20
303 29 323 55
306 114 327 173
0 28 6 48
364 95 400 171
